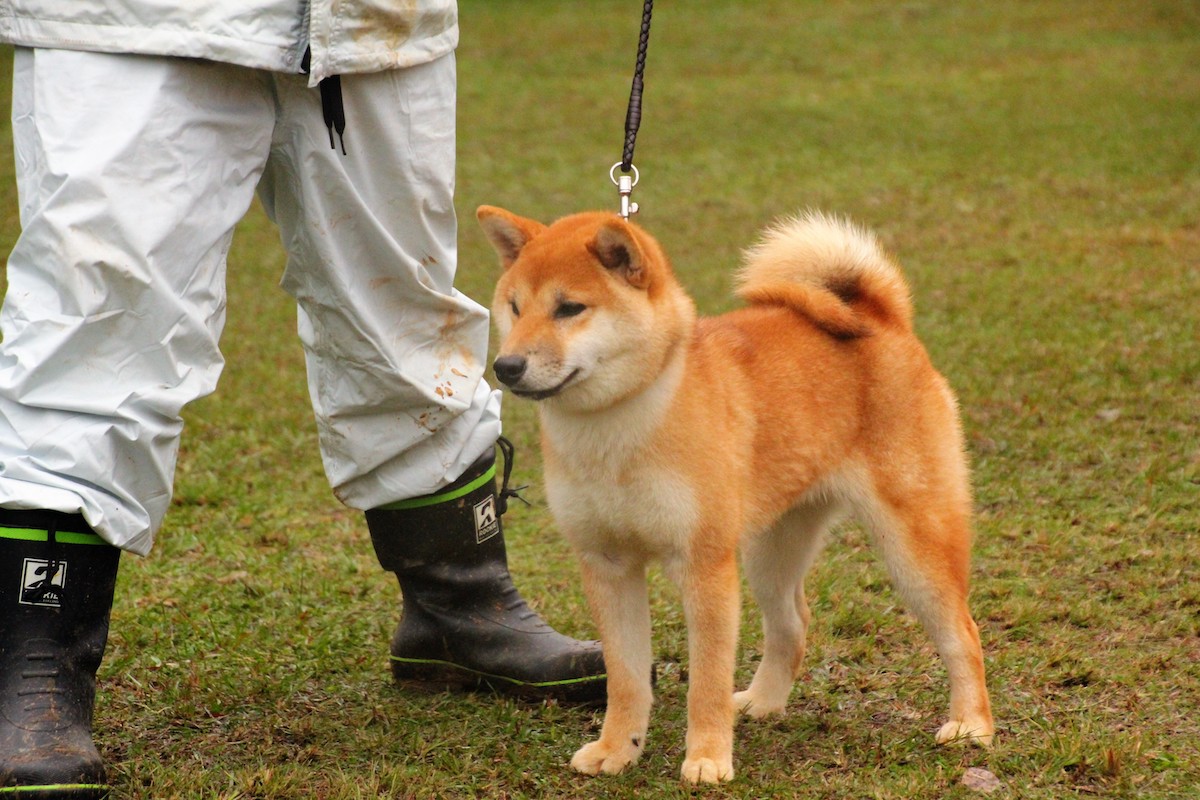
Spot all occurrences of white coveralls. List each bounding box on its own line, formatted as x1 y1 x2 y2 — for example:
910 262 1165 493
0 1 502 555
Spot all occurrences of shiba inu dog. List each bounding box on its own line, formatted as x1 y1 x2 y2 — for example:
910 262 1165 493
477 206 994 784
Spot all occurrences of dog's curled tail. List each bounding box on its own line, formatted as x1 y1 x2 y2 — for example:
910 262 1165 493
735 211 914 339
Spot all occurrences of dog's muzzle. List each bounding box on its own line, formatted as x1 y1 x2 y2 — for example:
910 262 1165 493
493 356 580 401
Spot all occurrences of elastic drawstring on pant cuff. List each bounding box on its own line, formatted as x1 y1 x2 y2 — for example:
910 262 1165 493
495 437 530 516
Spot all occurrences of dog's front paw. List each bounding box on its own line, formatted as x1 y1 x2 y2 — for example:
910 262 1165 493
681 756 734 784
935 715 995 747
734 688 786 719
571 737 644 776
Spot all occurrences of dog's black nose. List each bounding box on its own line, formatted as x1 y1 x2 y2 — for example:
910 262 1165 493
493 355 527 386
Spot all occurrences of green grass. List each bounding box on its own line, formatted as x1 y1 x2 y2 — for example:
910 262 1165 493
2 0 1198 796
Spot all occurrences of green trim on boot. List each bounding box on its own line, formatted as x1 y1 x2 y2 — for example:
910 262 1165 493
389 654 607 693
0 528 108 546
375 463 497 511
0 784 110 799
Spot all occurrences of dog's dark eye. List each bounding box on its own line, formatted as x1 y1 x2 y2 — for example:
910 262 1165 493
555 301 587 319
509 300 520 318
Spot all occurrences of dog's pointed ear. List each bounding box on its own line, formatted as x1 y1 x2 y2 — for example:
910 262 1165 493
590 220 648 288
476 206 547 269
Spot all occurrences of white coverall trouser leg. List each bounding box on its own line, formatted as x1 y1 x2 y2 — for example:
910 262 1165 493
0 48 501 555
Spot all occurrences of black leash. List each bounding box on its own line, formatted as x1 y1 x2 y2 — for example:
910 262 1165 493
621 0 653 174
612 0 653 219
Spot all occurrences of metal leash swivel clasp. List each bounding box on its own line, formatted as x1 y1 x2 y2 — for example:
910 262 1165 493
610 162 640 220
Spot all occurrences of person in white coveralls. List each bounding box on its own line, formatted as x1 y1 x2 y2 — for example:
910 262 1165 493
0 2 605 796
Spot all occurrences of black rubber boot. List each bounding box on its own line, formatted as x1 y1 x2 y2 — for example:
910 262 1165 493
366 441 605 703
0 510 119 799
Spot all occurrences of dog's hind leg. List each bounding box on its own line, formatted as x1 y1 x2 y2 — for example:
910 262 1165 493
857 493 994 747
735 501 840 718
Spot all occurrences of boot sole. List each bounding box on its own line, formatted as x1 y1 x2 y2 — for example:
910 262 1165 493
391 656 606 704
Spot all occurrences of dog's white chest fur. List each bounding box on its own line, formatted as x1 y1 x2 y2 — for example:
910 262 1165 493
545 461 698 557
539 356 697 556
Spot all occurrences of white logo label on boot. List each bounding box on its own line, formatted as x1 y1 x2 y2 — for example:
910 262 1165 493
19 558 67 607
473 496 500 544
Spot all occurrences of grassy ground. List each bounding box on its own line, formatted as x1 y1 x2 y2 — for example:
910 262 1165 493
1 1 1198 797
